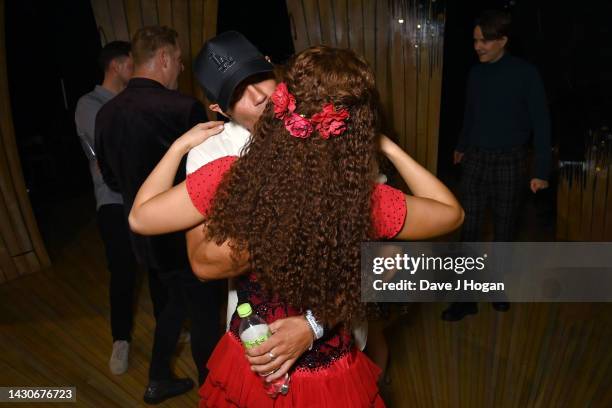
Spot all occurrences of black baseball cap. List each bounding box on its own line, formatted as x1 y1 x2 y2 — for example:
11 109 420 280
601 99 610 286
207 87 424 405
194 31 274 112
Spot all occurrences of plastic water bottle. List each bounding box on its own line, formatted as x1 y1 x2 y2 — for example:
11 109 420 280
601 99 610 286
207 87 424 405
237 303 290 397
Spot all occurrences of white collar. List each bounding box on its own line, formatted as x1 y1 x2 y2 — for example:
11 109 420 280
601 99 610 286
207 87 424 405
222 121 250 139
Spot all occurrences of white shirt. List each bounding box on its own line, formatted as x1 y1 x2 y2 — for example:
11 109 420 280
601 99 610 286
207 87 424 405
187 121 248 331
187 121 250 174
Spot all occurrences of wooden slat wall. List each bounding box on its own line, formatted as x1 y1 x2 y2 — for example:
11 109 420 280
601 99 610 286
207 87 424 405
556 169 570 241
557 133 612 241
108 0 131 41
89 0 218 118
0 0 51 284
606 164 612 238
285 0 446 173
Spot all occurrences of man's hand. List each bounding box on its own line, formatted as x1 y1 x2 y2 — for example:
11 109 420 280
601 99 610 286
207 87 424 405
245 316 314 382
453 150 464 164
530 178 549 193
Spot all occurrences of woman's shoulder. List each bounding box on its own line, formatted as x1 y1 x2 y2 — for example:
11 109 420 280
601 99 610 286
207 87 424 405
190 156 238 177
370 183 406 239
186 156 238 215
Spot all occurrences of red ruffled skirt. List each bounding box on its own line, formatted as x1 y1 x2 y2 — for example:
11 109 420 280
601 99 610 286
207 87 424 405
199 333 385 407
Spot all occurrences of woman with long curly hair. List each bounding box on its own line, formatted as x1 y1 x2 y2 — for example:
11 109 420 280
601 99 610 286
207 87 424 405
129 46 463 407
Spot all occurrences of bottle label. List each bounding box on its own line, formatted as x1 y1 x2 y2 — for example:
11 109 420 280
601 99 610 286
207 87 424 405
243 334 269 349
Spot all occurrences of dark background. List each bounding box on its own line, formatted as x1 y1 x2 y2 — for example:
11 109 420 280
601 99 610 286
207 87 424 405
5 0 612 235
437 0 612 178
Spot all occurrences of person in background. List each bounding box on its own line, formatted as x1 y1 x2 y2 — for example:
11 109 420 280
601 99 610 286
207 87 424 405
445 10 552 321
74 40 136 376
95 26 223 404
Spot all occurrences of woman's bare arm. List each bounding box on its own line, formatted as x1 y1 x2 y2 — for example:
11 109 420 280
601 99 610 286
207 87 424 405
380 135 464 240
129 122 224 235
185 225 249 281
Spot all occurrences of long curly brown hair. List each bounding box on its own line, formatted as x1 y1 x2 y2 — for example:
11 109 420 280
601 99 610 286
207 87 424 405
206 46 381 326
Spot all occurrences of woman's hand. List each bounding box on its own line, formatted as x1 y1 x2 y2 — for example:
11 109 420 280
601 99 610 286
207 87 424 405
173 121 225 156
245 316 314 382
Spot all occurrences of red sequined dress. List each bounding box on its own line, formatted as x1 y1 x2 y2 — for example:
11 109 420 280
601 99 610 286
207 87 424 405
186 156 406 407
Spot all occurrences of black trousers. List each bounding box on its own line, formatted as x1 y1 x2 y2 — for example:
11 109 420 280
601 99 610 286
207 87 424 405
97 204 169 340
460 147 528 242
148 270 224 385
97 204 140 342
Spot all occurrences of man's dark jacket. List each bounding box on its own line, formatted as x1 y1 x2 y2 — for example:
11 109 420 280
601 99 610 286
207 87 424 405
95 77 207 274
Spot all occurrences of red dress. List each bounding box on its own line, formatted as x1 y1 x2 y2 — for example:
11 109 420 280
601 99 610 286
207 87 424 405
186 157 406 408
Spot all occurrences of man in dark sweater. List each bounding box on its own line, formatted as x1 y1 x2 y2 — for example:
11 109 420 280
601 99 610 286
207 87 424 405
95 26 223 403
443 10 551 321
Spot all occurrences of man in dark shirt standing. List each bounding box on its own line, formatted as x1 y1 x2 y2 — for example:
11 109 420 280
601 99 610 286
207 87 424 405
443 10 551 321
95 26 222 403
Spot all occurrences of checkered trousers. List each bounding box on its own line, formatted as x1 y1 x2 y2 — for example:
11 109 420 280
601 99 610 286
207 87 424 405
459 146 528 242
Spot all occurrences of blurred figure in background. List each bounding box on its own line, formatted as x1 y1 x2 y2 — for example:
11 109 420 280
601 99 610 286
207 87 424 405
95 26 223 404
74 40 136 375
446 10 551 321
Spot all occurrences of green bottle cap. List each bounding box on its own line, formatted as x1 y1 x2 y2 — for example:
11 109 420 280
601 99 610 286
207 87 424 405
237 303 253 318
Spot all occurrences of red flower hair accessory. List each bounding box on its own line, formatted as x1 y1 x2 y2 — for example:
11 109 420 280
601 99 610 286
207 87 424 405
284 113 314 138
270 82 296 120
311 103 350 139
270 82 350 139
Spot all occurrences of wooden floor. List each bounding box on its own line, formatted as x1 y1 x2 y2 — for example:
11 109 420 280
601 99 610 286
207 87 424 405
0 195 198 408
1 194 611 407
383 303 612 407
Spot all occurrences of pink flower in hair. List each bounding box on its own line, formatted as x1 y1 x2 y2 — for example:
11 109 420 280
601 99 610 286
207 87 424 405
311 103 350 139
284 113 314 138
271 82 296 119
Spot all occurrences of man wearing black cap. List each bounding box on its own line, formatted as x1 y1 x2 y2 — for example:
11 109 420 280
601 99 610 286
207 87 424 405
95 26 223 403
184 31 337 385
193 30 277 133
186 32 277 176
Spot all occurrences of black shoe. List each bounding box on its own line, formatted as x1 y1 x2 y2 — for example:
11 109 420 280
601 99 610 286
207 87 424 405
441 302 478 322
143 378 194 405
492 302 510 312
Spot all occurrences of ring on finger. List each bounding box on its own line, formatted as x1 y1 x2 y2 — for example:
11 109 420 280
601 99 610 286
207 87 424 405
268 351 276 362
261 368 278 377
